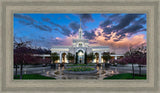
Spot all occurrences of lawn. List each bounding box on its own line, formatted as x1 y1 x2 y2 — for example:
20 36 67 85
104 73 146 79
14 74 56 79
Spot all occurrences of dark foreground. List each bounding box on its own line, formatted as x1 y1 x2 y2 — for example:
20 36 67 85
14 74 56 79
104 73 146 79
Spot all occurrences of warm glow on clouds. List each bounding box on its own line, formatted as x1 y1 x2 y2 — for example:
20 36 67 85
90 27 146 54
55 37 61 40
57 27 146 54
106 25 112 28
52 34 79 47
14 13 146 54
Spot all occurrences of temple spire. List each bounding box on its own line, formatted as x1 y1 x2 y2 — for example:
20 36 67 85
80 18 81 29
79 18 83 39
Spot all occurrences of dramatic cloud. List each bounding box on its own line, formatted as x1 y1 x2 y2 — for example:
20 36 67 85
32 24 52 32
51 38 64 45
42 18 50 22
52 23 71 36
54 35 79 46
14 14 52 32
14 14 36 24
55 27 146 54
32 36 64 48
101 14 122 22
100 20 112 28
58 26 71 36
69 22 80 35
133 17 146 25
42 17 72 36
116 24 143 37
109 14 120 18
138 17 146 24
84 30 96 40
101 14 108 18
42 17 55 25
113 14 140 30
14 13 146 54
53 28 60 31
18 20 31 25
88 27 146 54
79 14 94 26
101 14 146 41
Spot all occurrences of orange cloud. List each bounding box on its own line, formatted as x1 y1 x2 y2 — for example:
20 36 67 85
60 34 79 46
55 27 146 54
89 27 146 54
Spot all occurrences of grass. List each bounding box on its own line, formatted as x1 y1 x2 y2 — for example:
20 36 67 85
66 67 95 72
14 74 56 79
104 73 146 79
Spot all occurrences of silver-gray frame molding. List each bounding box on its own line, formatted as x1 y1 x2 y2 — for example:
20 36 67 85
0 0 159 93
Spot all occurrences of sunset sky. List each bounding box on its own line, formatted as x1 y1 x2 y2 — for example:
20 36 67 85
14 13 147 54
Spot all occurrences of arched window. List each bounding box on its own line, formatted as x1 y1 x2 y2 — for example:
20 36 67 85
79 43 83 47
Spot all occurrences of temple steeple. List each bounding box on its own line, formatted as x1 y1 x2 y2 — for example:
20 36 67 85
79 18 83 39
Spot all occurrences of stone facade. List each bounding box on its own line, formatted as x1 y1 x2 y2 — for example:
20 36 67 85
50 24 109 64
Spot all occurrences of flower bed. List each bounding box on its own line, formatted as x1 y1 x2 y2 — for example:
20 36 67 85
66 67 95 72
65 64 96 69
63 67 97 75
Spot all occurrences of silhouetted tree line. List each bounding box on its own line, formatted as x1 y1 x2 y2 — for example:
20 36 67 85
31 47 51 54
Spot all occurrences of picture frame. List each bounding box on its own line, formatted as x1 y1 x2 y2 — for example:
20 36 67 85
0 0 159 93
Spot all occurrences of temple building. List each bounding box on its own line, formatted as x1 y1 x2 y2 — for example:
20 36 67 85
50 22 110 64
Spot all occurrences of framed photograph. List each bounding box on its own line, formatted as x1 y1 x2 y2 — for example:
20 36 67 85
0 0 159 93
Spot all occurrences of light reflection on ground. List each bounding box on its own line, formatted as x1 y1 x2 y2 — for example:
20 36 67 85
14 64 146 80
41 65 119 80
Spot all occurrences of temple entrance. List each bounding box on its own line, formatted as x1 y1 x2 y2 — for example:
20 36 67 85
62 53 67 63
95 53 99 64
76 50 84 64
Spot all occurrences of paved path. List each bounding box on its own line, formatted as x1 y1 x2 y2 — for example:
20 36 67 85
14 66 52 75
109 65 146 74
14 65 146 79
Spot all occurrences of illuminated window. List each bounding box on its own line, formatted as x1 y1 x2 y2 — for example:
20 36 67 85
79 43 82 47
